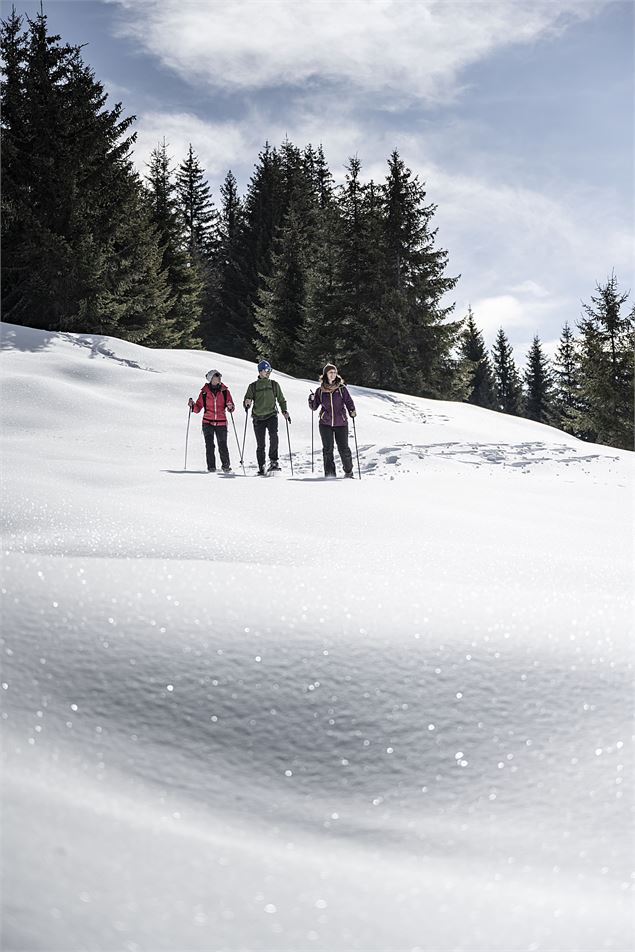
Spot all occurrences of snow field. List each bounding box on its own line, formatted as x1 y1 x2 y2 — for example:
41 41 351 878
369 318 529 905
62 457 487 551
1 323 632 951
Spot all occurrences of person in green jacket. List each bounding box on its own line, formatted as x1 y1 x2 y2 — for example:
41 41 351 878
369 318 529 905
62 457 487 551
243 360 291 475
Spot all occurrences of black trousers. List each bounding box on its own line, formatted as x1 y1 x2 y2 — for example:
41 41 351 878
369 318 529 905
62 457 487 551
253 414 279 468
319 423 352 476
202 423 229 470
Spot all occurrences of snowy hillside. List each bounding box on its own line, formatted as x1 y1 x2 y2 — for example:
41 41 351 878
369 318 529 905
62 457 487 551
1 322 632 952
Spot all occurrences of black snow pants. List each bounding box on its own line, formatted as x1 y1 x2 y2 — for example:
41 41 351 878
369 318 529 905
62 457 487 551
319 423 353 476
202 423 230 470
253 414 279 468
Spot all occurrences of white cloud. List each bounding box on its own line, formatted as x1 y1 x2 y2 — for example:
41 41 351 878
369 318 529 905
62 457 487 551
470 295 533 336
112 0 605 101
509 280 551 299
133 112 254 179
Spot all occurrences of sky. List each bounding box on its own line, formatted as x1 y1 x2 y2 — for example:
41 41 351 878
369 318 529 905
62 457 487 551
8 0 634 364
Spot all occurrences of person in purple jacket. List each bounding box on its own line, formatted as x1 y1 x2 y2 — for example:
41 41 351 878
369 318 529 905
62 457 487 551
308 363 357 478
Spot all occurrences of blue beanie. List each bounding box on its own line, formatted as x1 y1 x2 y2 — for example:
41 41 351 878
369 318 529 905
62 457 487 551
257 360 272 372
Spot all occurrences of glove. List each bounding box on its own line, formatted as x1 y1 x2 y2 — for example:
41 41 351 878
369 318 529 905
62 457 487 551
308 392 314 407
188 397 194 409
350 410 357 418
283 411 292 423
227 403 235 413
243 400 251 410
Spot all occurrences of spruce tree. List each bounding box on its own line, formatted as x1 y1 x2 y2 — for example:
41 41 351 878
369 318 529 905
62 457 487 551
314 145 335 210
176 144 218 259
1 9 169 341
460 308 497 408
2 13 171 343
491 327 523 415
0 6 27 304
523 335 554 424
301 189 344 376
175 144 221 353
333 159 385 383
372 150 461 396
575 274 634 449
253 199 309 372
234 144 285 358
552 322 582 435
145 140 203 348
252 139 319 372
205 170 251 356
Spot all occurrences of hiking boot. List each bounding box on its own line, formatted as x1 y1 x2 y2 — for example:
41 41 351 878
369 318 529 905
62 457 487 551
344 471 354 478
257 466 266 476
221 465 232 472
268 461 280 471
207 466 216 473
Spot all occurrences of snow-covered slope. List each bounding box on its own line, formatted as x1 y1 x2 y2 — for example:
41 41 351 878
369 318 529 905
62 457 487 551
1 322 632 952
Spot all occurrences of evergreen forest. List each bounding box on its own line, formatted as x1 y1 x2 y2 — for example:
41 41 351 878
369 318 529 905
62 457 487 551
2 10 632 448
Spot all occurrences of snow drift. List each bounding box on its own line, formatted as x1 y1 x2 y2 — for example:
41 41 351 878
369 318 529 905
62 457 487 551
1 322 632 952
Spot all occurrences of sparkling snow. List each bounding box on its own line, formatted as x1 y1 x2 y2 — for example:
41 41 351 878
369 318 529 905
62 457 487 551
1 322 633 952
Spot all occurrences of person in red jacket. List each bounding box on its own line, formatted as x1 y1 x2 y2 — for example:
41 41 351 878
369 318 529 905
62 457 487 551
188 370 235 472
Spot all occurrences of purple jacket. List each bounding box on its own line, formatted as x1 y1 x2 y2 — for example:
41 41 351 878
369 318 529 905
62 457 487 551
309 380 356 427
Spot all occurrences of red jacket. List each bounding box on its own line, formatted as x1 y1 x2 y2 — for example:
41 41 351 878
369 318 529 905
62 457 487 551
192 383 234 426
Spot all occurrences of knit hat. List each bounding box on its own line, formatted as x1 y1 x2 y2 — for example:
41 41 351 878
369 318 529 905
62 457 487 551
322 363 338 376
257 360 272 373
205 369 221 382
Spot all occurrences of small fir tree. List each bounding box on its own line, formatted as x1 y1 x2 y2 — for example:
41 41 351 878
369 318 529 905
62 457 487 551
460 308 497 408
523 335 554 424
491 327 523 415
552 322 582 436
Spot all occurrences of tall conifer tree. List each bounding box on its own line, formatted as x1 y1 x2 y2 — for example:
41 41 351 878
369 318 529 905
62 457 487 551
552 322 582 435
176 144 218 259
235 144 285 357
491 327 523 414
145 140 203 347
253 199 310 372
1 9 168 340
372 150 460 396
460 308 497 408
575 274 634 449
523 335 554 423
205 170 251 355
334 159 385 382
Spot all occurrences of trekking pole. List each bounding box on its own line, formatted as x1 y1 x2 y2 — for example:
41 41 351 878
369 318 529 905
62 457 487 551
285 416 294 476
352 415 361 480
310 396 314 473
230 412 246 475
241 407 249 467
184 406 192 470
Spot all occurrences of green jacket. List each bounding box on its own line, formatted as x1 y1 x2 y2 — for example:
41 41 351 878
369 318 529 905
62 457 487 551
244 377 288 419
